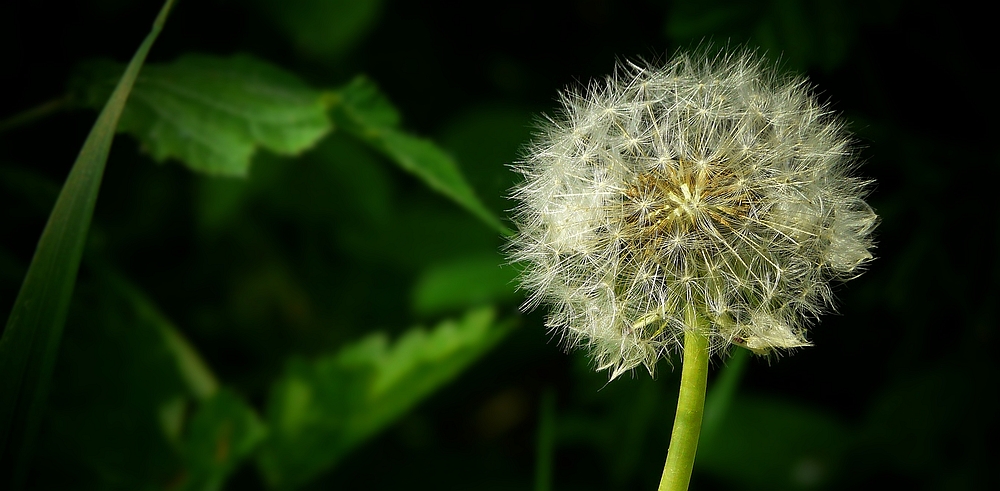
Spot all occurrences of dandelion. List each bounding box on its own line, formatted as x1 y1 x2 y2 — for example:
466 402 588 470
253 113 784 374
506 48 878 378
507 46 878 491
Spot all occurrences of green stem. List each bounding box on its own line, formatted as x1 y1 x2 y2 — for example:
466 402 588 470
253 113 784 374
658 306 710 491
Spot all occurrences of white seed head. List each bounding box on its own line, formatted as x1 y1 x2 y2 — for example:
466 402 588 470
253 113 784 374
506 49 878 379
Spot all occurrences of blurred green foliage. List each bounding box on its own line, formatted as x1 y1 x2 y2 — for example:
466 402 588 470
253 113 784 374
0 0 995 490
258 307 512 488
71 54 333 176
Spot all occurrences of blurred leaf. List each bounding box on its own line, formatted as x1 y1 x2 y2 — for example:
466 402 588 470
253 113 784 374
0 246 25 292
411 253 519 316
327 77 510 235
534 389 556 491
30 271 215 490
696 395 851 490
106 272 219 400
72 54 332 176
436 104 533 216
556 362 678 488
254 135 394 228
700 348 749 447
0 164 61 219
326 76 400 131
254 0 383 60
193 177 252 233
664 0 880 72
257 307 514 489
177 389 267 491
0 1 176 487
665 0 753 40
194 133 395 237
858 362 995 485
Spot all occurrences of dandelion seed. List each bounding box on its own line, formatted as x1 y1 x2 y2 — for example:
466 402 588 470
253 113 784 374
506 48 878 379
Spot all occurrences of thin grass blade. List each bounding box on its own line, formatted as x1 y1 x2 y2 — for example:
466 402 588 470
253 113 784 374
0 1 176 486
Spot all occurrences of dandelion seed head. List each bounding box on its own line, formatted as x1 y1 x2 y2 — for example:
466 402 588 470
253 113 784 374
506 48 878 378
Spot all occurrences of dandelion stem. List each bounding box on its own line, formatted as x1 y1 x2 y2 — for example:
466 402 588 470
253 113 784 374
658 306 710 491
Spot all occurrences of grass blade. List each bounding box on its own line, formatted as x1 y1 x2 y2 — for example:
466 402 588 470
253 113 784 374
0 1 176 486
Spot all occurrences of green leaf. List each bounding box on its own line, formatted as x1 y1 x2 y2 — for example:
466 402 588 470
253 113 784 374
105 272 219 400
534 389 556 491
328 77 510 235
860 364 990 480
73 53 332 176
664 0 754 40
411 253 519 316
557 368 675 486
700 347 749 447
696 395 851 490
28 271 220 490
177 389 267 491
253 0 383 60
436 104 533 217
325 76 400 132
0 1 176 487
257 307 514 489
664 0 860 72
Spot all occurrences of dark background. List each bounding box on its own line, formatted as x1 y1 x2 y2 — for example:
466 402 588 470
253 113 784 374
1 0 995 490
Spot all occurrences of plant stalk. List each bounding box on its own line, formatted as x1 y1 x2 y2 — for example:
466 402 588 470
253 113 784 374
657 306 710 491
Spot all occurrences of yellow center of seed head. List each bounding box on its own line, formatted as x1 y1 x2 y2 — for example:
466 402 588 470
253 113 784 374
623 159 750 242
620 159 755 336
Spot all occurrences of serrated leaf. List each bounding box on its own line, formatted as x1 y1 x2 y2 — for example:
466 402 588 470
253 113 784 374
73 54 332 176
328 77 509 235
257 307 514 489
0 2 176 487
178 389 267 491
